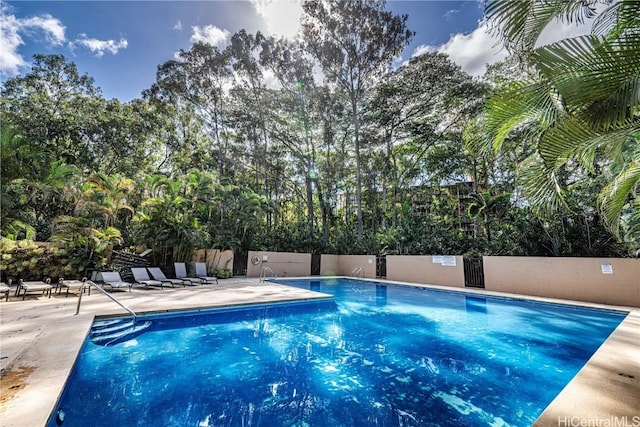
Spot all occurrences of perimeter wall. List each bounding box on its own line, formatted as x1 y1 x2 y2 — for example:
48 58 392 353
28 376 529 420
319 255 339 276
483 256 640 307
336 255 376 278
386 255 465 287
192 249 639 307
246 251 311 277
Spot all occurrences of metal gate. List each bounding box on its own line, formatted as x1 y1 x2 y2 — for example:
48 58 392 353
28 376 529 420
233 252 248 276
376 256 387 278
311 253 321 275
463 257 485 288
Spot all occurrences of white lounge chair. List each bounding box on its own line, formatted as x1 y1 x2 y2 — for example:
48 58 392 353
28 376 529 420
131 267 170 289
174 262 203 285
195 262 219 285
0 279 11 301
98 272 132 292
16 278 52 300
147 267 186 287
57 277 90 297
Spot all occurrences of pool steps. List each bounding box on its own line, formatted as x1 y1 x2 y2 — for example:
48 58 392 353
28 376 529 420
90 318 152 346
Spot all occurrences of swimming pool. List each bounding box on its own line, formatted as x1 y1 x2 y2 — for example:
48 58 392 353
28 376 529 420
48 278 627 426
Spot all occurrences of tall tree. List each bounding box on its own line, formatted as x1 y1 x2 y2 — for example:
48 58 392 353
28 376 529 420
0 54 102 167
302 0 414 242
227 31 270 192
368 52 485 229
258 36 321 243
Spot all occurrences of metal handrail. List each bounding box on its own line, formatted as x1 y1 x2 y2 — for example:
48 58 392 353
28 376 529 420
351 266 364 278
75 280 137 324
260 266 276 282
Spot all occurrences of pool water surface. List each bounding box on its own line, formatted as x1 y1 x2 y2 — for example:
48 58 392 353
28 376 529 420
49 278 627 426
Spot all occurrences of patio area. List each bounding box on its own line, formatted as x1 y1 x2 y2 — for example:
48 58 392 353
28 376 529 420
0 278 638 426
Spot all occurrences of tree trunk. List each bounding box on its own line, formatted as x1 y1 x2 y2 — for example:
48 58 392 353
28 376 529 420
352 95 363 243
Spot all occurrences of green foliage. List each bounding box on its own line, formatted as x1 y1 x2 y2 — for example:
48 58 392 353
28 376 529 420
132 173 209 267
302 0 414 242
484 0 640 253
0 238 81 281
1 2 635 262
213 269 232 279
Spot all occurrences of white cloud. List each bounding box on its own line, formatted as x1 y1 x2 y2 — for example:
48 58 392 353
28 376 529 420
0 3 66 75
190 24 230 47
19 15 66 45
72 34 128 57
429 14 597 77
410 44 436 59
535 16 593 48
173 20 182 31
443 9 460 21
250 0 303 39
431 21 508 76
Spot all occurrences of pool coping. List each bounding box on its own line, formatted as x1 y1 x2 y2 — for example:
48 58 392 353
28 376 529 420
0 277 638 426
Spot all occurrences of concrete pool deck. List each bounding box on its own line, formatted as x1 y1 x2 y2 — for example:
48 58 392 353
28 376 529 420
0 277 638 426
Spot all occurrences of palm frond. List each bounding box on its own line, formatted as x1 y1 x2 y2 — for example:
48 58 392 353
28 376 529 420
1 219 36 240
516 153 570 219
534 34 640 129
598 151 640 236
484 79 564 153
540 118 638 172
591 0 640 39
485 0 600 54
622 198 640 256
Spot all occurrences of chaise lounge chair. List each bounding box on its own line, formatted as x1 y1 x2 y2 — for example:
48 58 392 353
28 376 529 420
57 277 90 297
195 262 219 285
0 279 11 301
147 267 186 287
174 262 203 285
131 267 171 289
98 272 133 292
16 278 52 300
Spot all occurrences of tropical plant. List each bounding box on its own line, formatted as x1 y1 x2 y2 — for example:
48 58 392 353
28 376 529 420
467 190 512 244
483 0 640 252
132 173 209 267
0 238 79 281
1 124 38 239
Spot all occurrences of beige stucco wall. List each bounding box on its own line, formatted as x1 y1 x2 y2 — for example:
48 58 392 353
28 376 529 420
194 249 234 274
246 251 311 278
337 255 376 278
484 256 640 306
386 255 465 288
320 254 339 276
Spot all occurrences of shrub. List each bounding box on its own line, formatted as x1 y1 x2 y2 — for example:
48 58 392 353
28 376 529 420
0 238 82 281
213 268 232 279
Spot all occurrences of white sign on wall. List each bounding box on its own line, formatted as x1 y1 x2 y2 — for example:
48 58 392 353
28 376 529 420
600 262 613 274
432 255 456 266
440 256 457 266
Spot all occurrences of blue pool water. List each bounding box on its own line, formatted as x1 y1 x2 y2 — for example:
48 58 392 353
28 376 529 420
49 278 627 427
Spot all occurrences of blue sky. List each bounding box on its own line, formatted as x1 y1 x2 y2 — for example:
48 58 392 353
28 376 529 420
1 1 590 102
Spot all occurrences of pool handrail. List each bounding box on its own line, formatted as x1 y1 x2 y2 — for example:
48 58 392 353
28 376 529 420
75 280 137 324
351 266 364 278
260 266 276 282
